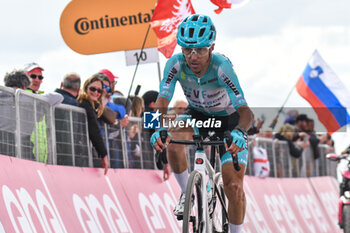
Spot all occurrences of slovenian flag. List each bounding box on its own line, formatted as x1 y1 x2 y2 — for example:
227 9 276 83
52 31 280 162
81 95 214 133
296 50 350 134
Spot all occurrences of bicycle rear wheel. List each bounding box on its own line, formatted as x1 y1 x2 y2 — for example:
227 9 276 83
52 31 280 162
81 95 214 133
183 171 203 233
212 172 229 233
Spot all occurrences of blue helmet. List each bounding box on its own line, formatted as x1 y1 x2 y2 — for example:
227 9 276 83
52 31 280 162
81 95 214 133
177 14 216 48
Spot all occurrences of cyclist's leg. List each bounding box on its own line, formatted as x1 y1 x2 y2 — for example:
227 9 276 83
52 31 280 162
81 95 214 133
168 107 198 192
168 127 193 191
221 149 248 232
168 127 194 217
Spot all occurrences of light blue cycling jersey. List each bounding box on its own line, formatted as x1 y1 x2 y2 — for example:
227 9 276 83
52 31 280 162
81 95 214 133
159 53 247 116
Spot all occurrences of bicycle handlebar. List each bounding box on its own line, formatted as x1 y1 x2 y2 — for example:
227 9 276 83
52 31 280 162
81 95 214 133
169 139 225 146
155 130 241 172
155 131 168 169
224 131 241 171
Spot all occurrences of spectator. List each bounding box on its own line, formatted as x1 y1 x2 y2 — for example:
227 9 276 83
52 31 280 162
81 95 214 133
24 62 63 105
23 63 63 163
4 69 30 90
24 62 44 94
248 118 264 136
275 123 308 177
111 90 124 99
96 73 129 168
1 70 31 157
98 73 127 122
319 133 335 154
306 118 320 159
167 99 188 121
141 90 171 178
252 140 270 178
99 69 118 93
284 110 299 125
130 96 144 118
141 90 160 170
294 114 308 135
142 90 159 112
303 118 320 176
55 73 81 106
77 75 108 175
173 100 188 115
112 96 131 128
128 96 145 168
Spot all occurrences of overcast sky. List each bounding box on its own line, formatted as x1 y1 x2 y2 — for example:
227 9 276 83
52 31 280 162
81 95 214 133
0 0 349 152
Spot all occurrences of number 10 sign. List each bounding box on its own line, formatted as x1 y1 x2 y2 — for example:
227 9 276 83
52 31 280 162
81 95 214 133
125 47 159 66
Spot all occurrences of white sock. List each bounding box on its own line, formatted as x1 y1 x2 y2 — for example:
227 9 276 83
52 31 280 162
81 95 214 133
174 169 189 193
229 223 243 233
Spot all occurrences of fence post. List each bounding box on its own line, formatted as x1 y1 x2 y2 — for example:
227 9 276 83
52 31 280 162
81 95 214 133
68 109 76 166
120 125 129 168
15 90 22 159
137 120 144 169
50 106 57 165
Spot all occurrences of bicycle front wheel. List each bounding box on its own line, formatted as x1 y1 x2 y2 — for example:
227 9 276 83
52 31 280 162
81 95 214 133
212 172 229 233
183 170 203 233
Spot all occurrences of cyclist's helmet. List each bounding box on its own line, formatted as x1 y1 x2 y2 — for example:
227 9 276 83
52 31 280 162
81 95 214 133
177 14 216 48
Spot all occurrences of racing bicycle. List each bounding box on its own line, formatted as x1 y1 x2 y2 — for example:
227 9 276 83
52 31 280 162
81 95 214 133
156 130 241 233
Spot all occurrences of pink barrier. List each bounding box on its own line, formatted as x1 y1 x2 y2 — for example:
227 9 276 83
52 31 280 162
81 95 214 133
0 155 341 232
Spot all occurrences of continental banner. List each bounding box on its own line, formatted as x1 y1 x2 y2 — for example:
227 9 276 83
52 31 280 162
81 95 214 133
60 0 158 55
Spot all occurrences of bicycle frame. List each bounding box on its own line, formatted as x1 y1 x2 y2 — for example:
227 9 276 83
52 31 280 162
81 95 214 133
170 135 230 233
193 148 216 232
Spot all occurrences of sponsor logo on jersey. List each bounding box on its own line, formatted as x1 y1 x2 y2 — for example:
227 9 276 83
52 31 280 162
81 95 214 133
207 90 221 99
165 67 178 85
220 73 240 96
160 89 172 98
234 97 246 106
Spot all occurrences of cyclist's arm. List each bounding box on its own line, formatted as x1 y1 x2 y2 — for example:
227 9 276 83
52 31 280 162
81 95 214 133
158 55 180 105
154 96 170 125
236 105 254 132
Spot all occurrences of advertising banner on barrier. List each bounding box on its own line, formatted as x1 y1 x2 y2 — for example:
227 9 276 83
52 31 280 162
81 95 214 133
309 176 340 231
0 155 180 232
0 154 341 232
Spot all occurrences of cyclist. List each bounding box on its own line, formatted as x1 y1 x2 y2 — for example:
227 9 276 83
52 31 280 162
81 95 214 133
151 14 254 233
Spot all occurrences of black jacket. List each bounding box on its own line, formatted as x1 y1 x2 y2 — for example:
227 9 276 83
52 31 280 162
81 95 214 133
275 133 303 158
79 99 107 157
55 89 78 106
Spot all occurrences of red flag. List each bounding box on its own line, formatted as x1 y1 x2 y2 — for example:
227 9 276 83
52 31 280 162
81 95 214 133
210 0 249 14
210 0 231 14
150 0 195 58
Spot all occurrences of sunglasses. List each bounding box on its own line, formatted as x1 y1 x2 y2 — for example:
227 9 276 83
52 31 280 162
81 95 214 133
29 74 44 80
88 86 103 94
103 84 112 93
182 47 210 58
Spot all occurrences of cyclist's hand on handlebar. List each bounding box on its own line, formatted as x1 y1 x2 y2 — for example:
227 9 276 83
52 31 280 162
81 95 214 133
226 129 246 155
150 129 172 152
